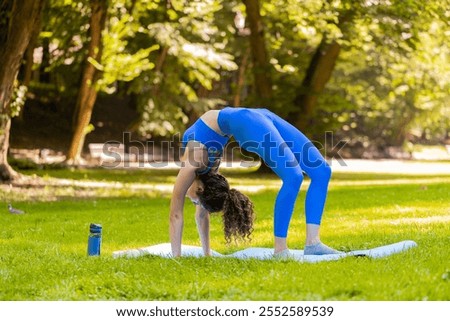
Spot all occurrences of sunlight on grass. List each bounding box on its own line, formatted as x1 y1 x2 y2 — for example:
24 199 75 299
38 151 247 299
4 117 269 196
383 215 450 225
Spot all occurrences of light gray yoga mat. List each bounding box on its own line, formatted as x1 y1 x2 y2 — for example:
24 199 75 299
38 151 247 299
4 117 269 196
113 240 417 262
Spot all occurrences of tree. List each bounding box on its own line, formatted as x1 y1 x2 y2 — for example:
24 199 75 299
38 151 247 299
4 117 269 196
242 0 273 104
287 7 356 131
17 15 42 121
128 0 237 137
66 0 108 164
321 0 450 148
10 0 448 158
0 0 45 181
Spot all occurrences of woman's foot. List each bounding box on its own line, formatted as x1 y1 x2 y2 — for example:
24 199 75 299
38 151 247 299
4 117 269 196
273 248 292 259
304 242 344 255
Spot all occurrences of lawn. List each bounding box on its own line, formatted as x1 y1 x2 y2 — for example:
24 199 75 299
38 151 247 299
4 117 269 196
0 168 449 300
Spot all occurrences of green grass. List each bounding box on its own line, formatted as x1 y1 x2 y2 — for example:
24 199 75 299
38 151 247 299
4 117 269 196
0 169 449 300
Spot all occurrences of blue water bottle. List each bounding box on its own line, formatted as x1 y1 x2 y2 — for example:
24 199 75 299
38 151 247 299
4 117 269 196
87 223 102 256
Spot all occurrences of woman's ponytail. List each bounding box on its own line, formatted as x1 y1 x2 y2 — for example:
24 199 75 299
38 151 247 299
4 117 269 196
222 188 255 244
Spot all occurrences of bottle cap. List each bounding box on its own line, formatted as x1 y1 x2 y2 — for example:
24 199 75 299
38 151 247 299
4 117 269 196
89 223 102 234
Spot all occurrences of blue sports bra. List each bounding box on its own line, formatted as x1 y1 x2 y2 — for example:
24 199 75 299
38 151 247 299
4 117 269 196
182 118 229 175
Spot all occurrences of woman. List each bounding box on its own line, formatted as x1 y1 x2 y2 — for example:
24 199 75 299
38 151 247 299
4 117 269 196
169 107 342 257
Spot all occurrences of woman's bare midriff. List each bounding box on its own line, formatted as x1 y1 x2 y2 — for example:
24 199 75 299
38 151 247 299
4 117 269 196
199 110 226 136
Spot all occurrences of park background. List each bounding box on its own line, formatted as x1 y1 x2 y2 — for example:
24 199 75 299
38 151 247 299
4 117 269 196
0 0 449 301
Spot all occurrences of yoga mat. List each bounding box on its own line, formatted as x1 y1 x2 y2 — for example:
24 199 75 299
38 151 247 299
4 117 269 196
112 240 417 263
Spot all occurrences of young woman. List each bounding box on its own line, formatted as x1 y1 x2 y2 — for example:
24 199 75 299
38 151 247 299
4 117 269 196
169 107 342 257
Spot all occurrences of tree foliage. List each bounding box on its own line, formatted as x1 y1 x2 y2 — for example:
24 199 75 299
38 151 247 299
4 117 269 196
9 0 449 158
322 0 450 147
127 0 238 137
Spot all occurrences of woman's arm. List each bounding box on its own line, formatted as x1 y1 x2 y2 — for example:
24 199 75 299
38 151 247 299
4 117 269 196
195 205 210 256
169 142 207 257
169 166 195 257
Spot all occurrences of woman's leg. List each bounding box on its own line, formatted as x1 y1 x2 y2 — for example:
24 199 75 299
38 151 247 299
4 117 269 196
232 112 304 252
267 141 304 254
257 109 331 223
256 110 340 254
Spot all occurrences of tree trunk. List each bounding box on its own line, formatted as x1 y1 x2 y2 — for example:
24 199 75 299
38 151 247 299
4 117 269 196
0 117 16 181
233 47 251 107
67 0 108 164
152 46 169 96
242 0 272 103
18 17 42 121
23 34 38 87
0 0 45 181
287 11 354 131
39 37 51 83
287 39 341 130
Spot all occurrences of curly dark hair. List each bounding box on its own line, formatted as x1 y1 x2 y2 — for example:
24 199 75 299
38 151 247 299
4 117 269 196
197 172 255 243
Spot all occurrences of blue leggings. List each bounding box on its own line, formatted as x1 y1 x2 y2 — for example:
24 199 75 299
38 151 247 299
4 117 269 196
222 108 331 237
